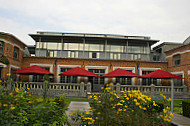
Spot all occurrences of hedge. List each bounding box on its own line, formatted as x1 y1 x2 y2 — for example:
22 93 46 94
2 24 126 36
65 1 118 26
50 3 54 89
182 99 190 118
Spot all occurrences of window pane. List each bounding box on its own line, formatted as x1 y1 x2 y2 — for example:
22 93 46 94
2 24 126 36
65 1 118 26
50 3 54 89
13 47 19 59
68 43 79 50
110 45 122 52
0 41 4 54
60 68 77 83
47 43 57 50
57 43 62 50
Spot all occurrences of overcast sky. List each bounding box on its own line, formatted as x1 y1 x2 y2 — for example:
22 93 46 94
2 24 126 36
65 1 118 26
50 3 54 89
0 0 190 46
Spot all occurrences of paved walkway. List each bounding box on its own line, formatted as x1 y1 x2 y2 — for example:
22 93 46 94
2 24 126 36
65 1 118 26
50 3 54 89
65 101 90 126
172 113 190 126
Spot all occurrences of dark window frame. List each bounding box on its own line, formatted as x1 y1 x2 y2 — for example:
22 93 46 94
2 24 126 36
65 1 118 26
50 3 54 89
173 54 180 66
13 46 19 59
0 41 4 55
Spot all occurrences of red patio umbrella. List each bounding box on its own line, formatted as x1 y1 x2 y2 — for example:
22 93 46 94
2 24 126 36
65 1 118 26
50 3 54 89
101 68 141 78
141 70 183 79
59 67 100 77
13 65 53 75
141 70 183 113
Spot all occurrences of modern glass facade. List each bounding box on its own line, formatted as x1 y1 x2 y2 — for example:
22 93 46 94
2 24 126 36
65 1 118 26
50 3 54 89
31 32 158 61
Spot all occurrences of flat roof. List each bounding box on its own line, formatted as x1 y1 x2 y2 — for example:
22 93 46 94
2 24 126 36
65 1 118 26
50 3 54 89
29 31 159 46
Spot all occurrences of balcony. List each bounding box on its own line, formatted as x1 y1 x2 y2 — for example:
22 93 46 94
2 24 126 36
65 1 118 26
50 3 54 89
35 49 152 61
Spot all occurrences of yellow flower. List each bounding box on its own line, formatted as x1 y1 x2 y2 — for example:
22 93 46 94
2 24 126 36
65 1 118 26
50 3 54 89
167 98 171 102
0 79 2 83
15 88 20 93
28 101 32 103
6 73 11 76
125 105 128 108
9 92 13 96
24 91 27 93
11 106 15 110
135 102 140 106
143 107 147 110
101 87 104 90
95 117 98 119
126 97 129 100
97 101 101 103
170 113 174 118
85 111 89 114
163 109 167 113
3 104 8 107
27 88 30 90
97 112 101 115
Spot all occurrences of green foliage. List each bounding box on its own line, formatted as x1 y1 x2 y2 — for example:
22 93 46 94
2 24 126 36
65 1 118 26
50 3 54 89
182 99 190 118
0 54 9 65
43 74 49 100
0 86 69 126
71 84 173 126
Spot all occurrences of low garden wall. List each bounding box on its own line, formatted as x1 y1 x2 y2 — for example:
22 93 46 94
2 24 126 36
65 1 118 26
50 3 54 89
12 82 190 99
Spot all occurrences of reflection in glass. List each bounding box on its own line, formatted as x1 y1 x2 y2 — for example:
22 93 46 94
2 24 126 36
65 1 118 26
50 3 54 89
68 43 79 50
47 43 57 50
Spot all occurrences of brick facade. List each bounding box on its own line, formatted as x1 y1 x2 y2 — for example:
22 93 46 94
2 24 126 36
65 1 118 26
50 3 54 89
166 44 190 90
0 32 26 79
22 56 168 85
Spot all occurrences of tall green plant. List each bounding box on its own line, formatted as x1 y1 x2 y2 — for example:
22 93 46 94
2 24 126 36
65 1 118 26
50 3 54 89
43 74 49 100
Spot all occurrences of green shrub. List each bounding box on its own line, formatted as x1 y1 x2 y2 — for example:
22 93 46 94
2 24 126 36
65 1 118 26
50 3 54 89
182 99 190 118
0 86 69 126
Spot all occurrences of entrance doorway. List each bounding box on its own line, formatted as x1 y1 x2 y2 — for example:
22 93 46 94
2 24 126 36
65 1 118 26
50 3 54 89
88 69 105 92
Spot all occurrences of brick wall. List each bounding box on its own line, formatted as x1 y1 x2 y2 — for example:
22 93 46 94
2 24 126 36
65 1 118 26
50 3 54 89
0 33 26 79
166 44 190 90
22 56 168 85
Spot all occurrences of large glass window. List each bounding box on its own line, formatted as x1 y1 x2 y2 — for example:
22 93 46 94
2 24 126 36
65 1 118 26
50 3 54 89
68 43 79 50
89 44 103 51
0 41 4 54
106 45 124 52
128 43 149 54
60 68 77 83
68 51 78 58
88 69 105 85
142 71 158 85
173 54 180 66
110 53 120 60
115 70 132 85
47 43 58 50
173 75 183 86
13 46 19 59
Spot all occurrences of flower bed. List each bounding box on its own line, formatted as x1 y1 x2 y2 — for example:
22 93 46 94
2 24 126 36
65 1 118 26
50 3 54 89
0 86 69 126
71 84 174 126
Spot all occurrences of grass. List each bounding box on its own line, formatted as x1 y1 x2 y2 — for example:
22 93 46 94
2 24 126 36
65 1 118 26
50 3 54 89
31 96 90 108
153 99 183 114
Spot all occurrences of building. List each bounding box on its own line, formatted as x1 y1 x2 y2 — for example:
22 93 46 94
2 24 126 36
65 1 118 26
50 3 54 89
152 42 182 61
1 31 189 92
23 32 169 91
165 36 190 90
0 32 26 81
